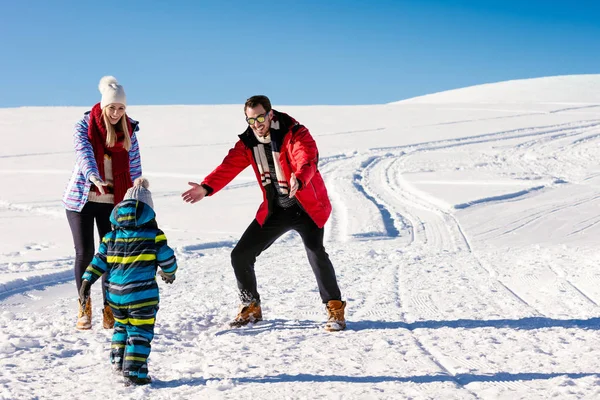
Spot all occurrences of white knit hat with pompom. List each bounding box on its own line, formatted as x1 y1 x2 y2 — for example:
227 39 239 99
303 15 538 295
123 177 153 209
98 76 126 109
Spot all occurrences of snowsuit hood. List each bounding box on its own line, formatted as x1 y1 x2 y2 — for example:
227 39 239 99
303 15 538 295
110 199 156 229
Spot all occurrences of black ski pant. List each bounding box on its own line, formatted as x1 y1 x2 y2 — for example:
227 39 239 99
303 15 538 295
66 201 113 305
231 203 342 305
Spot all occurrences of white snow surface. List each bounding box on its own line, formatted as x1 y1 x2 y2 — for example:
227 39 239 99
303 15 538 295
393 74 600 105
1 74 600 399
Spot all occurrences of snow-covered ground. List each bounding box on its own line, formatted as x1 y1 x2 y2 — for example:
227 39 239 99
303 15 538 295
1 75 600 399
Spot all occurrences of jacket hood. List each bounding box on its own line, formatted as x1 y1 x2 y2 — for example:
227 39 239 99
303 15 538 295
110 199 156 229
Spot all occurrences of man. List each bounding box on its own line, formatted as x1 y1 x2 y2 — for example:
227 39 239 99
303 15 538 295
182 95 346 332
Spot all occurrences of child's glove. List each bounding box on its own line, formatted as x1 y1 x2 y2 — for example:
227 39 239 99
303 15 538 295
158 270 175 284
79 280 91 304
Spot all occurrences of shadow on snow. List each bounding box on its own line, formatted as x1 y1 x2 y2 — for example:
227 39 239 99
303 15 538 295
213 316 600 336
153 372 600 388
215 317 600 336
350 317 600 331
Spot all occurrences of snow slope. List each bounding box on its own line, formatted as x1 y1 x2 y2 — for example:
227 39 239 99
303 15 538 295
392 74 600 105
1 74 600 399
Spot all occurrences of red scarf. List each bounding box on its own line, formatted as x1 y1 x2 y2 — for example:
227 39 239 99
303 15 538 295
88 103 134 205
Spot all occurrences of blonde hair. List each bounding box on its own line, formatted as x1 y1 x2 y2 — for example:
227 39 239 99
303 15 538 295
101 107 131 150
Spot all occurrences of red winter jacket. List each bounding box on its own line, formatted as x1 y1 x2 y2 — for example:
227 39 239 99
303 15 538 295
201 111 332 228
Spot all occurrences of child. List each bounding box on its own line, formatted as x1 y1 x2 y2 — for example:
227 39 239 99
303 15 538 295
79 177 177 386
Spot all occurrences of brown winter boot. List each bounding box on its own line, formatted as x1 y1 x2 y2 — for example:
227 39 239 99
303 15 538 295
76 298 92 330
103 304 115 329
324 300 346 332
229 301 262 327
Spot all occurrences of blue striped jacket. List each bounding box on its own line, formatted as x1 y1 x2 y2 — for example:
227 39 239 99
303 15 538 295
82 200 177 309
62 112 142 212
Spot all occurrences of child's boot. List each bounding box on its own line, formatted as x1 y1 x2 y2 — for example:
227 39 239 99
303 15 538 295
124 375 152 386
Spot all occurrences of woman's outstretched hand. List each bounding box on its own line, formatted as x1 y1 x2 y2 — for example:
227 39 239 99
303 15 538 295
90 175 109 195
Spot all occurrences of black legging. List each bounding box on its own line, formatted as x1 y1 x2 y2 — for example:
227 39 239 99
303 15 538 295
66 201 113 305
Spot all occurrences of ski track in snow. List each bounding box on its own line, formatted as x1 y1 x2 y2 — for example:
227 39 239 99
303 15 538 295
321 118 600 396
2 115 600 398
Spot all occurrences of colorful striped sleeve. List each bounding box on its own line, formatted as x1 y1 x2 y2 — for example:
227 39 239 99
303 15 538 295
129 121 142 181
155 230 177 276
73 115 100 182
82 237 109 284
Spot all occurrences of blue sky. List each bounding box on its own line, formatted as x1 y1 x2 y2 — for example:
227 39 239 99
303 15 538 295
1 0 598 107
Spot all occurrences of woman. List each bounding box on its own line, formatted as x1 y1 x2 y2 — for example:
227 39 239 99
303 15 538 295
63 76 142 330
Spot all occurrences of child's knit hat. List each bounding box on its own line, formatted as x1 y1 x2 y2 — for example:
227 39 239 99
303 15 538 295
124 177 154 209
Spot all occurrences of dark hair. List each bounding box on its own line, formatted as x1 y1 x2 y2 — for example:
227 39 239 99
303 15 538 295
244 95 271 113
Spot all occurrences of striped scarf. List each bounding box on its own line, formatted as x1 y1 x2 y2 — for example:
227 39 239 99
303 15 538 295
252 131 289 195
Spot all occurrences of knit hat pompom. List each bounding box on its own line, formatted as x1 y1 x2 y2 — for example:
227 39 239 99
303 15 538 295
133 177 150 189
98 76 119 93
123 177 153 209
98 76 127 109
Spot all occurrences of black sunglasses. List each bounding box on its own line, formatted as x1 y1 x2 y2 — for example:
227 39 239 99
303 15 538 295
246 112 270 125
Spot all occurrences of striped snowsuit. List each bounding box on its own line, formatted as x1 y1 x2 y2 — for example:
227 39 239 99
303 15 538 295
82 199 177 379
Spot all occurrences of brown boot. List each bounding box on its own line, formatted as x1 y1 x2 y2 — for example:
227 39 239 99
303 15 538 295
229 301 262 327
103 304 115 329
76 298 92 330
325 300 346 332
